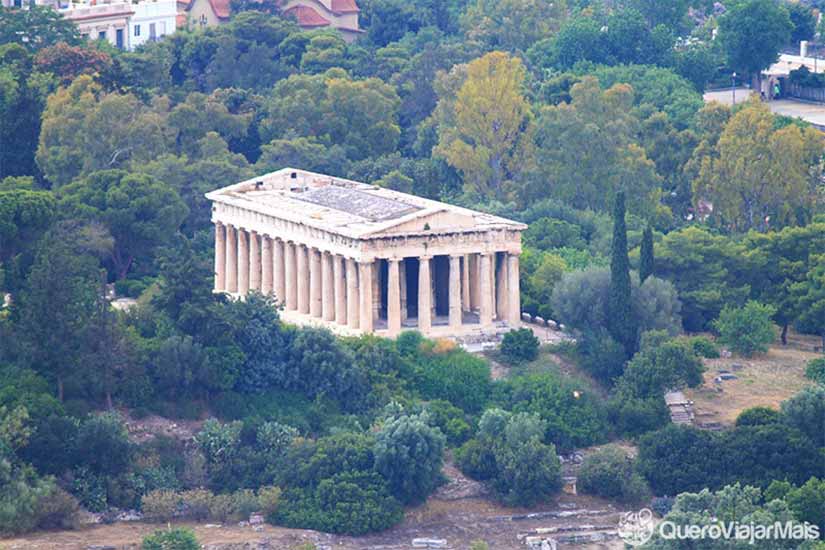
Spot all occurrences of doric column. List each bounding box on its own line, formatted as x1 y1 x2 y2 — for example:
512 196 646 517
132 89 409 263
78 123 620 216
449 255 462 328
469 254 480 311
359 260 374 333
387 259 402 336
479 253 493 326
399 259 408 322
418 256 432 333
225 225 237 293
334 255 347 325
372 261 381 324
309 248 322 317
461 254 471 311
495 252 508 320
249 231 261 292
238 229 249 295
261 235 273 295
274 239 285 303
297 244 310 314
346 258 359 329
322 252 335 321
214 223 226 292
508 253 521 325
284 241 297 310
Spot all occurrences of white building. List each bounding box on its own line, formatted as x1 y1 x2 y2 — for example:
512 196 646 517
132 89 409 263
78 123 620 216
129 0 177 49
61 1 134 49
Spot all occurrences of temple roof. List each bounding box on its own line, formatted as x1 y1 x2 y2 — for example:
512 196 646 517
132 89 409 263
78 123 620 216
205 168 526 240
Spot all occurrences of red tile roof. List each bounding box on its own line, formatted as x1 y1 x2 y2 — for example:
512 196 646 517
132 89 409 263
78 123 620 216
284 5 330 27
330 0 358 13
209 0 231 19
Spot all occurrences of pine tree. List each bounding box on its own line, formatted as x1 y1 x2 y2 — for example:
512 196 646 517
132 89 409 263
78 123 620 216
639 226 654 284
607 191 638 357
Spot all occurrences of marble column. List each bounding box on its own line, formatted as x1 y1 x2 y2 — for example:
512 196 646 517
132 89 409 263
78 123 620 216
238 229 249 295
495 252 508 320
310 248 322 318
346 258 360 329
387 259 402 336
470 254 480 311
461 254 470 312
449 255 462 328
322 252 335 321
214 223 225 292
359 260 374 333
225 225 237 293
261 235 273 295
284 241 297 310
418 256 432 333
399 259 408 322
297 245 309 314
274 239 285 304
508 253 521 325
479 253 493 326
334 255 347 325
249 231 261 291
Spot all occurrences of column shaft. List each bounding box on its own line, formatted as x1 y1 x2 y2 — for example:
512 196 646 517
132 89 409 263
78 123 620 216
261 236 273 295
449 255 462 328
334 256 347 325
309 248 322 317
322 252 335 321
249 231 261 291
214 223 226 291
461 254 471 311
469 254 480 311
495 252 508 320
297 245 309 314
508 254 521 325
479 253 493 326
237 229 249 295
346 258 360 329
418 256 432 333
225 225 237 293
284 241 297 310
399 259 408 322
359 260 374 332
274 239 286 304
387 259 402 336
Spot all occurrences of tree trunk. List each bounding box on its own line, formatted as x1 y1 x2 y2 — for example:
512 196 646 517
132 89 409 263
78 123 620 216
781 323 788 346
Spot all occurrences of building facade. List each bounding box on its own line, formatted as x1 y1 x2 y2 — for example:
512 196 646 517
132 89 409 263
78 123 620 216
206 169 525 340
61 1 134 49
129 0 177 49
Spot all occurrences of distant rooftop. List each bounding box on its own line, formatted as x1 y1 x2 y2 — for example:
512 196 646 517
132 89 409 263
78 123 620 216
205 168 526 240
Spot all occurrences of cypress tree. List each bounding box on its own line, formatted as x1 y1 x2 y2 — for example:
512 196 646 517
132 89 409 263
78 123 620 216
607 191 638 357
639 226 654 284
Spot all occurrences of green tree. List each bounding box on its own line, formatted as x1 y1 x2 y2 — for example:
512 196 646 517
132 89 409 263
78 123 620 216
780 385 825 449
785 477 825 534
637 425 724 495
0 7 80 52
787 3 816 46
59 170 187 279
73 412 132 477
500 328 540 363
794 253 825 352
374 412 445 505
578 445 650 504
0 188 55 279
460 0 567 52
693 99 823 231
434 51 533 201
718 0 792 89
615 335 704 399
713 301 776 357
608 191 638 357
639 226 654 284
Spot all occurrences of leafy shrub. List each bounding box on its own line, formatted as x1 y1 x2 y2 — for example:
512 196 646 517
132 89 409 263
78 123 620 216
141 490 180 521
735 406 781 427
258 485 281 516
142 527 199 550
780 385 825 448
425 400 472 446
713 301 776 357
805 358 825 385
180 488 212 521
74 412 133 477
578 446 650 504
500 328 540 363
33 487 81 531
686 335 720 358
607 396 670 437
578 330 628 383
414 350 491 413
70 467 107 512
455 438 498 481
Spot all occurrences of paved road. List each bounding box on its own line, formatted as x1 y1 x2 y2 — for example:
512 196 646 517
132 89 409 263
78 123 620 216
704 88 825 128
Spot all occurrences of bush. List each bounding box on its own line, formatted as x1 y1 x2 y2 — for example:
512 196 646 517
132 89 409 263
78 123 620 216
258 485 281 516
414 350 491 413
805 358 825 384
142 527 199 550
578 446 650 504
180 488 212 521
578 330 627 383
500 328 540 363
34 487 81 531
780 385 825 448
713 301 776 357
141 490 180 521
735 406 781 427
687 335 720 358
608 396 670 437
455 438 498 481
425 400 472 446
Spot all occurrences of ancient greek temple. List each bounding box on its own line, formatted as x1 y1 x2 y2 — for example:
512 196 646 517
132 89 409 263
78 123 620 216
206 168 526 339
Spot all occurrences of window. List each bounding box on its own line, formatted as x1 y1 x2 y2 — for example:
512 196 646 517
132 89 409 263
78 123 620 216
134 24 140 36
149 22 156 40
115 28 124 49
98 30 106 40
